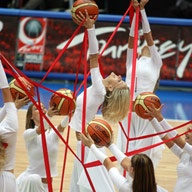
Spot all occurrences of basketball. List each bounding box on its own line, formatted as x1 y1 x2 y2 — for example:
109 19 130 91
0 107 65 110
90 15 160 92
9 77 35 100
134 92 161 119
86 118 113 147
49 88 76 116
71 0 99 25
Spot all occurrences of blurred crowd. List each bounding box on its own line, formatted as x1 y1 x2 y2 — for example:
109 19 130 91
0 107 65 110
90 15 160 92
167 0 192 18
0 0 69 11
0 0 192 18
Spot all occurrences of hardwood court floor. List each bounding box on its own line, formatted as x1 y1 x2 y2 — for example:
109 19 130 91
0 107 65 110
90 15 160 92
15 110 187 192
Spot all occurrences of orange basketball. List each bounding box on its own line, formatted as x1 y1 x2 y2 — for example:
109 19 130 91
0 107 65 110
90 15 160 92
86 118 113 147
9 77 35 100
71 0 99 25
49 88 76 116
134 92 161 119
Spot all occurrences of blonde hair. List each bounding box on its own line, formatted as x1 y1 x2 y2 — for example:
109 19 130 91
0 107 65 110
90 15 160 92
0 137 6 171
102 86 130 123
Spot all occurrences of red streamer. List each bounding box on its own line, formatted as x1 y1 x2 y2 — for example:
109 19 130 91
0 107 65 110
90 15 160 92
1 2 190 190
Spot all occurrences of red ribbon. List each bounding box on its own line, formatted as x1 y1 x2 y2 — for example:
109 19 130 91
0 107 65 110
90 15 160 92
1 142 8 148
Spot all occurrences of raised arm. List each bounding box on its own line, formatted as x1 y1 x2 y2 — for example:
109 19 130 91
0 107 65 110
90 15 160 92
80 133 129 190
128 0 139 49
81 133 131 172
140 0 154 46
140 0 162 66
80 133 115 171
77 10 99 69
108 143 131 171
147 104 192 156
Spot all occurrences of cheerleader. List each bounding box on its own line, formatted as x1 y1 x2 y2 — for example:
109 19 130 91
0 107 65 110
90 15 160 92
0 59 18 192
116 0 164 170
69 10 130 192
147 104 192 192
16 103 69 192
81 132 168 192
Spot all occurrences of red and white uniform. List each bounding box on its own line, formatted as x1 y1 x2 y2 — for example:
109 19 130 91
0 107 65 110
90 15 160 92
16 127 61 192
69 68 115 192
117 45 164 169
0 103 18 192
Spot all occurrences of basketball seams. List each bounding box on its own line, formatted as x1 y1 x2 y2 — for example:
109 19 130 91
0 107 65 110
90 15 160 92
50 88 76 115
135 98 148 111
144 99 160 108
72 3 98 11
10 84 26 96
134 92 161 119
87 119 112 147
71 3 98 18
9 77 35 99
87 123 109 146
87 124 105 146
71 0 99 24
91 120 112 137
57 98 66 112
137 105 145 117
140 94 159 99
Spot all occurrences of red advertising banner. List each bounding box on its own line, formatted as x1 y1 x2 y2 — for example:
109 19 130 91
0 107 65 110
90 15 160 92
16 17 47 71
0 14 191 82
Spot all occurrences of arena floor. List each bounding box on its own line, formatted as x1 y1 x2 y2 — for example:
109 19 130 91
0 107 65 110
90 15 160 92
38 80 192 121
15 111 186 192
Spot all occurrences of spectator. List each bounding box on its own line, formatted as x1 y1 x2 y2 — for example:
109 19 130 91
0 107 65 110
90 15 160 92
168 0 192 18
15 0 68 11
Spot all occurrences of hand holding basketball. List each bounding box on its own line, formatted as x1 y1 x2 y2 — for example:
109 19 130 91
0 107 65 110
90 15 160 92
49 88 76 116
146 103 164 121
80 132 94 148
47 105 60 117
76 9 97 28
9 76 35 100
71 0 99 25
14 94 31 109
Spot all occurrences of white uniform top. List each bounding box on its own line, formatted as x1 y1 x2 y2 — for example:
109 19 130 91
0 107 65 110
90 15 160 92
0 103 18 170
69 67 116 191
69 67 106 132
22 127 59 177
109 167 168 192
126 45 162 100
170 143 192 192
117 44 164 169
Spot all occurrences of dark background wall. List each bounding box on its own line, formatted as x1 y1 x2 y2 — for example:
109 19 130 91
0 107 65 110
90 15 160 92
97 0 175 16
1 0 192 18
97 0 192 18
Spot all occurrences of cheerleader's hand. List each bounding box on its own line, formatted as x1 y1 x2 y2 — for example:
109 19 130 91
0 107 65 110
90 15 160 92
107 131 115 147
145 103 164 122
15 94 30 109
80 133 94 148
47 105 59 117
76 9 97 29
